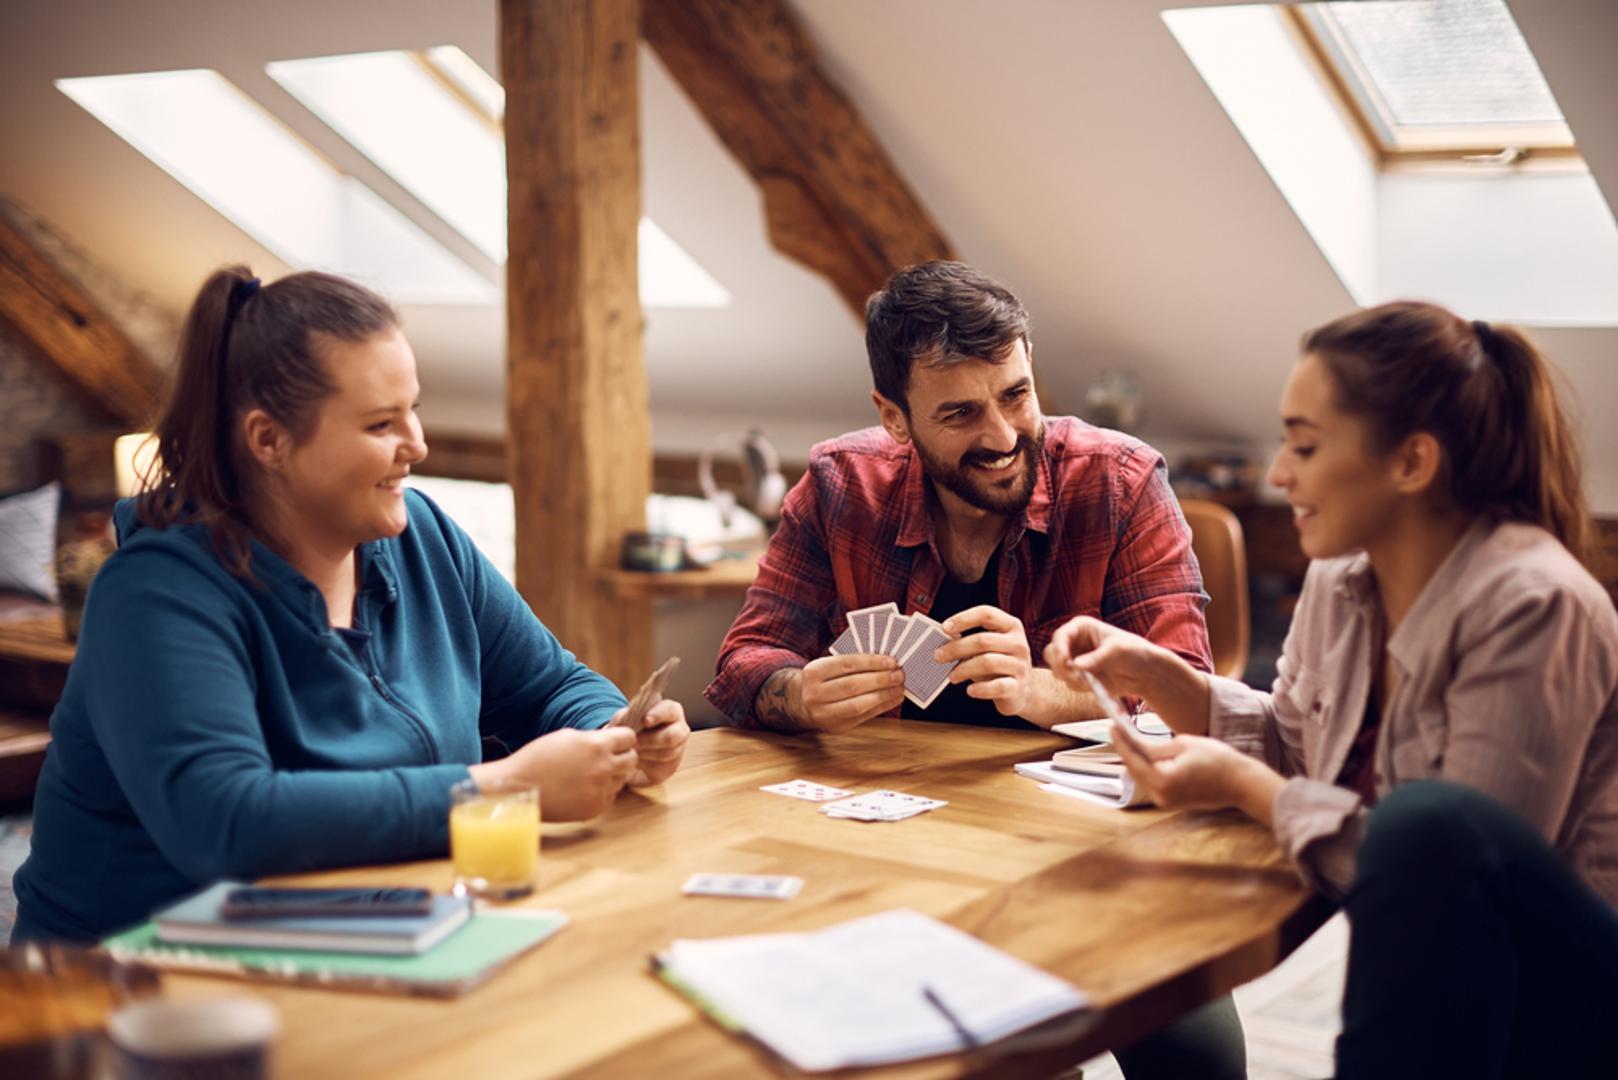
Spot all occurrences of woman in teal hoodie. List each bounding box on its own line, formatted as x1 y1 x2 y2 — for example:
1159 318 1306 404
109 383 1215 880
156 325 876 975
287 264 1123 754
12 267 689 942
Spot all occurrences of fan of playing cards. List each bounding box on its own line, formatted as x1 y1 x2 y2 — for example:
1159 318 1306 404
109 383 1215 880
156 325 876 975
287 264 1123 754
830 603 958 709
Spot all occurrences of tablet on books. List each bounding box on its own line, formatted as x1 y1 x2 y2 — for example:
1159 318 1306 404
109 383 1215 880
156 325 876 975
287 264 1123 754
103 908 567 999
152 881 470 956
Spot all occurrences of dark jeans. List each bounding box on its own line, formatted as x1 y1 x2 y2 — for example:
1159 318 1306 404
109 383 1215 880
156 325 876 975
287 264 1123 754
1339 781 1618 1079
1113 993 1246 1080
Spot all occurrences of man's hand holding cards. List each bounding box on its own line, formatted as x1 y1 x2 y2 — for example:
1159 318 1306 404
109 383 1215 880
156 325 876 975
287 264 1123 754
828 603 962 710
936 605 1039 717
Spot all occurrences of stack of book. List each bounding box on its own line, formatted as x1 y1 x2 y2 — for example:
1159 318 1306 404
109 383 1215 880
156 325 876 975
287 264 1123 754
1015 745 1152 808
103 883 567 997
152 883 472 955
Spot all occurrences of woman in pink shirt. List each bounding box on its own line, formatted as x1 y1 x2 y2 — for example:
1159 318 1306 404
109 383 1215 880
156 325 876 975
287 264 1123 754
1047 301 1618 1079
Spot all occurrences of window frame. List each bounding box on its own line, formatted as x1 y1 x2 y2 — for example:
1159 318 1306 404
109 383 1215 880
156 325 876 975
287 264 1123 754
1285 3 1580 169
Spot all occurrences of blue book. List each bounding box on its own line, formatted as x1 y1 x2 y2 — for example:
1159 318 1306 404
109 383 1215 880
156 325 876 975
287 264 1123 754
153 882 471 956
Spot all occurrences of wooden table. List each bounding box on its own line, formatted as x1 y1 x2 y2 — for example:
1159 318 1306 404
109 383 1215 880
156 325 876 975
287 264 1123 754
160 721 1329 1078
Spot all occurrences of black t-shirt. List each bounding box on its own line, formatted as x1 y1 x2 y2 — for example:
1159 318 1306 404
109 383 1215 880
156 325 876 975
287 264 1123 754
900 550 1034 730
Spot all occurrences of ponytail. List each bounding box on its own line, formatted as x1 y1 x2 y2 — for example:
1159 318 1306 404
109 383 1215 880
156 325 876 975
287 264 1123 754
1468 323 1590 565
1303 302 1590 565
138 266 398 578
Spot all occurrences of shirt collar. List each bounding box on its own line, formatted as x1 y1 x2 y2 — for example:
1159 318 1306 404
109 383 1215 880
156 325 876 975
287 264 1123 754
896 445 932 548
1334 551 1378 607
246 533 400 634
894 434 1055 549
357 537 399 603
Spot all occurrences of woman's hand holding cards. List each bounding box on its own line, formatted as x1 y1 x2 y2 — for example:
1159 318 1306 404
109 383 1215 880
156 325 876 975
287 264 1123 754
1107 729 1280 822
627 699 690 787
469 727 638 821
1043 615 1213 736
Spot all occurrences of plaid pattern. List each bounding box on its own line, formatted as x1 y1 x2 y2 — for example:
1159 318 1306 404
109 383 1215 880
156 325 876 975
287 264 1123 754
705 418 1212 726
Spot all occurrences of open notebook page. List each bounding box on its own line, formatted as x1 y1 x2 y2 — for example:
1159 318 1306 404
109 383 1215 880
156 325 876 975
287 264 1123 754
659 908 1088 1072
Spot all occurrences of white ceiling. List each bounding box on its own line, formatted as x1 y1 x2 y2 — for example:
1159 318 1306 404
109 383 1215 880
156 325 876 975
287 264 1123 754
1 0 1614 508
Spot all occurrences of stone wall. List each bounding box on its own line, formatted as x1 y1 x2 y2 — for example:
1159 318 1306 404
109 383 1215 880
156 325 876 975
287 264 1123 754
0 325 106 494
0 197 179 496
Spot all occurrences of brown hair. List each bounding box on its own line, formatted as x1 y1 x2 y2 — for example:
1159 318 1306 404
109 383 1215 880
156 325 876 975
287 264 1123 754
1304 300 1589 564
138 265 398 577
865 261 1031 412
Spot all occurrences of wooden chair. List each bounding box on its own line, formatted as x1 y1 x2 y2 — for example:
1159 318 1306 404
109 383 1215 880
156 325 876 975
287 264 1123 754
1180 499 1250 681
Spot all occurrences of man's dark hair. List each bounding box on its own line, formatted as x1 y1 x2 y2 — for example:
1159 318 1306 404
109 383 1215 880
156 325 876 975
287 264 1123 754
864 261 1031 412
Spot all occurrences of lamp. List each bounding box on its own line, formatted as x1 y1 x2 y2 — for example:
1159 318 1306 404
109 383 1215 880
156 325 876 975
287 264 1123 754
113 433 161 499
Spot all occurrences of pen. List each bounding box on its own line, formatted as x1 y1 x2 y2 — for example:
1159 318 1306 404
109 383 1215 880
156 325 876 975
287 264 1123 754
922 984 979 1050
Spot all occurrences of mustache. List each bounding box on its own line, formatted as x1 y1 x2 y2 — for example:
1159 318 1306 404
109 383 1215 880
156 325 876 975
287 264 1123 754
961 435 1037 469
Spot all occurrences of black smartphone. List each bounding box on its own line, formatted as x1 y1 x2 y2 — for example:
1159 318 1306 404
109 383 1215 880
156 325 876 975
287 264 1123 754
218 887 433 920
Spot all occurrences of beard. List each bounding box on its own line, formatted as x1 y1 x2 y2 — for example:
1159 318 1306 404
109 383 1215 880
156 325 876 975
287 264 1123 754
914 424 1044 516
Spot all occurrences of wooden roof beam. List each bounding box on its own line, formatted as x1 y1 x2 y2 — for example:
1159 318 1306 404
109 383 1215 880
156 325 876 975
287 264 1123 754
642 0 958 316
0 213 163 428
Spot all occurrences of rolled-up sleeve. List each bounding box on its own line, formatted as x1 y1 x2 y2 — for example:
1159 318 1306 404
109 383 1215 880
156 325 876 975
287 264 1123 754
1234 582 1617 900
1207 572 1360 896
705 474 836 725
1208 634 1309 776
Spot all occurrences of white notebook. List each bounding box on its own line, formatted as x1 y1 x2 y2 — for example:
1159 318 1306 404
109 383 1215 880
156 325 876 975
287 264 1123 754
655 908 1089 1072
1015 759 1153 808
1051 711 1172 744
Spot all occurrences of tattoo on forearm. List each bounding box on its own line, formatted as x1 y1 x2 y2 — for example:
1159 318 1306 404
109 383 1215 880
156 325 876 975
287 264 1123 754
754 668 811 732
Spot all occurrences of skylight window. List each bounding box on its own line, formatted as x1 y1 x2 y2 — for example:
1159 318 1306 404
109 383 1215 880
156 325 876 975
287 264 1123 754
1295 0 1575 155
61 55 730 310
424 46 504 124
268 51 507 260
268 47 729 307
56 69 495 304
639 219 730 307
1165 3 1618 324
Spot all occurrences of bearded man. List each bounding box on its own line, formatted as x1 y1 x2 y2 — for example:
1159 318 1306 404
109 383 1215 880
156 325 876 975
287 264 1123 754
705 261 1212 733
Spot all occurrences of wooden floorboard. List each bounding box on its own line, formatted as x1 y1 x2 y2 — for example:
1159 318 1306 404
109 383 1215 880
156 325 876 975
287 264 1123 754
1078 913 1347 1080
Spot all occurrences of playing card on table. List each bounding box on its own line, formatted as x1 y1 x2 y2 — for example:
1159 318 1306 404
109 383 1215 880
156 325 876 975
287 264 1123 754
820 789 948 821
894 616 958 709
760 778 855 802
682 872 803 900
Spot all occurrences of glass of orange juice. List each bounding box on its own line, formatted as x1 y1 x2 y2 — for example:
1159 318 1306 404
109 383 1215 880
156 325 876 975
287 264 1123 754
449 778 540 899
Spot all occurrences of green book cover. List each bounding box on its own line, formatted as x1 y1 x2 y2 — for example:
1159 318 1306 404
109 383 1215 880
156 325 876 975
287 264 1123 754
102 909 567 998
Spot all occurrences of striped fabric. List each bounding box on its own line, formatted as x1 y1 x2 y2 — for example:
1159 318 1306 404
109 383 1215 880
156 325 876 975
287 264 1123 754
705 419 1211 726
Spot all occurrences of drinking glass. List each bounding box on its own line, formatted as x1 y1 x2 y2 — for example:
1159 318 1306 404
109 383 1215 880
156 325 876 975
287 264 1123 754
449 778 540 899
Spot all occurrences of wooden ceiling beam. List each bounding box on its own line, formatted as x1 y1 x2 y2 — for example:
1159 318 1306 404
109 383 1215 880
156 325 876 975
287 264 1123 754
642 0 957 315
0 213 163 428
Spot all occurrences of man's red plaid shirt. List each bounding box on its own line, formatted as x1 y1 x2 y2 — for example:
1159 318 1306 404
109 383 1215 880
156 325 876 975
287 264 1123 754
705 418 1212 726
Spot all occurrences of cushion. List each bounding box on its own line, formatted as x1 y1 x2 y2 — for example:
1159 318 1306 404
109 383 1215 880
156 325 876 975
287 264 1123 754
0 481 61 602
